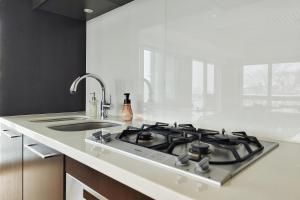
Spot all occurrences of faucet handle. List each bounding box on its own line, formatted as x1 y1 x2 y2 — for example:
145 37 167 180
103 95 111 110
107 95 112 105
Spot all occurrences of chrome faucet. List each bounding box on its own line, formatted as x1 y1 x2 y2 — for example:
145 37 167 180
70 73 111 119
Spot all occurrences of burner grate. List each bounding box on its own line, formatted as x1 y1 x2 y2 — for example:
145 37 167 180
117 122 264 165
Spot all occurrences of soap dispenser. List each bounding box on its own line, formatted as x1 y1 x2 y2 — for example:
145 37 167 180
88 92 98 118
121 93 133 121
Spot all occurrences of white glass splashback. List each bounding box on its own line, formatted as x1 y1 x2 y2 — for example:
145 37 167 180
87 0 300 143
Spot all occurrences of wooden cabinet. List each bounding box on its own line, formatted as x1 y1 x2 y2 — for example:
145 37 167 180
32 0 134 21
0 124 150 200
0 125 23 200
65 156 152 200
23 136 64 200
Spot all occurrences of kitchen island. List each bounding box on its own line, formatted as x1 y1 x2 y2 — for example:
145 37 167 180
0 112 299 200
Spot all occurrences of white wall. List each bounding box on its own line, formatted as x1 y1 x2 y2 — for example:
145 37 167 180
87 0 300 143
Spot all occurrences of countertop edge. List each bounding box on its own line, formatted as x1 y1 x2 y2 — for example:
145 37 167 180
0 117 194 200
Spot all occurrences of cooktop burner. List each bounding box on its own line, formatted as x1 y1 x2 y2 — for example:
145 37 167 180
86 122 279 186
117 122 265 165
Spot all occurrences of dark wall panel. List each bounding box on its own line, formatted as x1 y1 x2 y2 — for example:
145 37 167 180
33 0 134 21
0 0 86 116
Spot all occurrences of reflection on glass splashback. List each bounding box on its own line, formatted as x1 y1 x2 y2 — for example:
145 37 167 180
143 49 152 104
87 0 300 143
243 64 268 96
271 63 300 114
191 61 216 112
192 60 204 111
242 63 300 114
272 63 300 96
143 50 152 83
207 64 215 95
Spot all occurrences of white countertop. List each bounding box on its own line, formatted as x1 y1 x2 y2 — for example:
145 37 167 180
1 112 300 200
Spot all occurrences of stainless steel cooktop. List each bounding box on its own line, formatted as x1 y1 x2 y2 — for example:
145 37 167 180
85 122 279 186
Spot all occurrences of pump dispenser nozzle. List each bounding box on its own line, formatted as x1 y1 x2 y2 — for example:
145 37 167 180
124 93 131 104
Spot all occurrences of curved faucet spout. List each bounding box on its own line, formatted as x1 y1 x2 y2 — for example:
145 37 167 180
70 73 111 119
70 73 105 94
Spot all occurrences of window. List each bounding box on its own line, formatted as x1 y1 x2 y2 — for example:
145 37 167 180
192 60 204 111
192 60 204 95
272 63 300 96
242 62 300 113
143 49 152 103
192 60 216 111
207 63 215 95
143 50 152 82
243 64 268 96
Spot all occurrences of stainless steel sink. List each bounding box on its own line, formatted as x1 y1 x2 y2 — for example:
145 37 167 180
31 116 87 123
49 122 120 132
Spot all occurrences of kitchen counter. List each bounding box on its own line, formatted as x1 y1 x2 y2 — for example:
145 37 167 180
1 112 299 200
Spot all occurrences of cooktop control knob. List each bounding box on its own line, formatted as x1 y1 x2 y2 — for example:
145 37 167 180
92 131 112 143
195 157 210 173
175 154 190 166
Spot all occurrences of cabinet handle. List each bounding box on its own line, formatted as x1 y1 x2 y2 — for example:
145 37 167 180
24 144 61 159
83 189 101 200
1 130 22 138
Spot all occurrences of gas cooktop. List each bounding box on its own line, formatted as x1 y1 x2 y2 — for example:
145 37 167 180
86 122 279 186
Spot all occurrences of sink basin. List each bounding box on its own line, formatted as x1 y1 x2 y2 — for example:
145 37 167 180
31 116 87 123
49 122 120 132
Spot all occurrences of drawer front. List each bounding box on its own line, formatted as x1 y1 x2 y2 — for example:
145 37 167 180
23 136 64 200
0 124 23 200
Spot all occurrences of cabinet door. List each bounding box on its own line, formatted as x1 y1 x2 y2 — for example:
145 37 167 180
0 125 23 200
23 136 64 200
